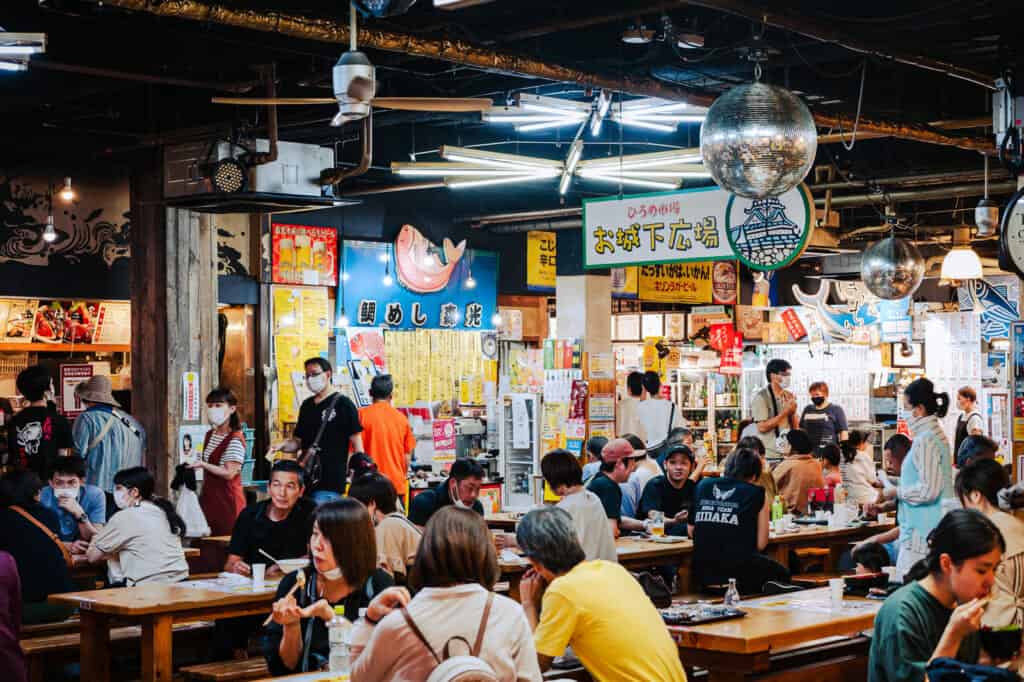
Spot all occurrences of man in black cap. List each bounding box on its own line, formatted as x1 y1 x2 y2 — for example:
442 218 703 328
637 444 697 537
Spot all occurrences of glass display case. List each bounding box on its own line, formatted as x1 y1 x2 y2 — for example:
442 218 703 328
498 392 542 510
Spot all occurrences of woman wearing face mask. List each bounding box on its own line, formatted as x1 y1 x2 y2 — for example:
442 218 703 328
799 381 849 456
869 509 1004 682
190 388 247 537
265 499 393 675
880 378 956 581
87 467 189 586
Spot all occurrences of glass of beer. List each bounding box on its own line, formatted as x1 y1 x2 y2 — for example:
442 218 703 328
278 237 295 281
649 511 665 537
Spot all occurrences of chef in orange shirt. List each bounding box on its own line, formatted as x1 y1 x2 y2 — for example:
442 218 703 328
358 375 416 503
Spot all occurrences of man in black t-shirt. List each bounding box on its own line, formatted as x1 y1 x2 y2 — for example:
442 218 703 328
7 366 72 480
408 458 485 527
637 444 696 536
586 438 645 538
293 358 363 504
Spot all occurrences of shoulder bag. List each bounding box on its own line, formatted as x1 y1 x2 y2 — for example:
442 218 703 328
11 505 74 568
300 393 342 490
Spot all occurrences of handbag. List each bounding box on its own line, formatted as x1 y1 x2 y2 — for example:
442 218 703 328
927 657 1019 682
11 505 74 568
300 393 341 490
632 570 673 609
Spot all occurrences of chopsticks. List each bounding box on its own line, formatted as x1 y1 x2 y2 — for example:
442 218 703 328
262 570 306 627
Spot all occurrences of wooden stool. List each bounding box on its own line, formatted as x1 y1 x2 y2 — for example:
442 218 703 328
793 547 830 574
181 658 269 681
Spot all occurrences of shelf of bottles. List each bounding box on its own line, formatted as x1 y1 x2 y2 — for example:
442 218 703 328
713 374 742 454
670 369 746 465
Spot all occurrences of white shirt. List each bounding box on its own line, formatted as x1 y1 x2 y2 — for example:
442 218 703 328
557 489 618 562
844 451 878 505
635 399 685 447
203 431 246 465
93 500 189 585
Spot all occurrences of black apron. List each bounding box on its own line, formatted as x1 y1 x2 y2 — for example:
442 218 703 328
801 407 837 456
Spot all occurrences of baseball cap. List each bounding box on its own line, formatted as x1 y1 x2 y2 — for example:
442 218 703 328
601 438 639 464
663 444 695 464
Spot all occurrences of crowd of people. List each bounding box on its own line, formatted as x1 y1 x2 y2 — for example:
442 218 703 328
2 355 1023 682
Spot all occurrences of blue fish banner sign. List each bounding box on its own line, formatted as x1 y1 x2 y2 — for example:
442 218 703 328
582 184 813 271
958 276 1020 341
337 228 498 331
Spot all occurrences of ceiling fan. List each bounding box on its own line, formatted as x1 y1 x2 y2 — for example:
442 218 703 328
211 1 491 125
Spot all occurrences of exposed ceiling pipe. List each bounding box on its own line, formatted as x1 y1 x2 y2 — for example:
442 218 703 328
341 180 444 196
245 65 278 166
498 1 687 42
816 181 1018 208
817 116 990 145
86 0 995 153
488 219 582 234
465 207 583 227
320 110 372 186
679 0 996 90
27 57 257 92
811 168 1011 191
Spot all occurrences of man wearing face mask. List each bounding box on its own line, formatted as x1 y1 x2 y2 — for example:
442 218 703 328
39 456 105 554
292 358 364 504
408 458 485 528
799 381 849 456
750 359 799 460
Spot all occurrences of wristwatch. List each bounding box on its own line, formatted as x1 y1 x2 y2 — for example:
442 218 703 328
77 513 88 523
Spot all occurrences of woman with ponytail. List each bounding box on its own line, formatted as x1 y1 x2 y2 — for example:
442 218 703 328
881 378 957 580
869 509 1005 682
87 467 188 585
190 388 247 537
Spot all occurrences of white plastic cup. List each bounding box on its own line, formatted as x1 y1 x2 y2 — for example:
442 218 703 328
882 566 898 583
252 563 266 588
829 578 844 610
878 512 890 524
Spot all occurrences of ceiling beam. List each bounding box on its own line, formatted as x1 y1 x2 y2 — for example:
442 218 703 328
679 0 996 90
498 1 687 42
88 0 994 153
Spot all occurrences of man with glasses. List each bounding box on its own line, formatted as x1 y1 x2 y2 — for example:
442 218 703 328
293 358 364 504
750 358 799 459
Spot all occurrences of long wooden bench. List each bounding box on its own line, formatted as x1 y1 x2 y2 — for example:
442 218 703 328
22 620 212 682
20 616 81 638
181 658 270 681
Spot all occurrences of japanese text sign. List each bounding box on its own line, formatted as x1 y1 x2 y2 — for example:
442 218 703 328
526 231 556 291
271 223 338 286
432 418 457 462
780 308 808 341
638 262 713 304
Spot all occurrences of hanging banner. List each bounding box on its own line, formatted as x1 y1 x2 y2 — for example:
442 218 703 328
182 371 201 421
271 223 338 286
526 231 557 291
638 262 713 303
780 308 808 341
610 267 639 299
712 261 738 305
340 238 497 331
432 418 457 462
583 184 813 270
719 333 744 375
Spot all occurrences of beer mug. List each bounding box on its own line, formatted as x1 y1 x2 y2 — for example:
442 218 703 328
649 510 665 537
278 238 295 279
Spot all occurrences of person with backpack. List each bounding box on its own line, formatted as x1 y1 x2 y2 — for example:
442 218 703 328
515 506 687 682
349 506 541 681
265 498 393 675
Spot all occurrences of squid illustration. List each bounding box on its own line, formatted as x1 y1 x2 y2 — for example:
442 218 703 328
394 224 466 294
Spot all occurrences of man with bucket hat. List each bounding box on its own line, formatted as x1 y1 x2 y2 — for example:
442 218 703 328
72 376 146 513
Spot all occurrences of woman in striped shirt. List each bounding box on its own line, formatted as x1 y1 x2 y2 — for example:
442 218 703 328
190 388 247 537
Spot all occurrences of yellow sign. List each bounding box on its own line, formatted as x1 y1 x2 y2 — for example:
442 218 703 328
526 231 556 291
638 262 713 304
643 336 667 380
611 267 638 298
273 286 330 424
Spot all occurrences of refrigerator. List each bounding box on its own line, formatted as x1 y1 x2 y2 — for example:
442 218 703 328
498 392 542 511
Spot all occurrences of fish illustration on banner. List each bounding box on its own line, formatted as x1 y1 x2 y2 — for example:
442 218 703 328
791 280 880 343
394 225 466 293
958 278 1020 341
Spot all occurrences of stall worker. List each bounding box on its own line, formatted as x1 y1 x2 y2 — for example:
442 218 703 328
750 359 799 459
265 499 393 675
868 510 1002 682
634 371 684 450
954 386 985 457
358 375 415 503
771 429 824 515
799 381 849 455
190 388 247 537
72 375 146 514
39 455 105 551
541 449 616 562
586 438 645 538
348 472 422 583
616 371 645 438
7 365 72 481
408 458 485 527
516 506 687 682
638 444 697 537
292 358 364 504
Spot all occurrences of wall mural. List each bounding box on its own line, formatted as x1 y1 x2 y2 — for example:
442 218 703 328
213 214 250 276
791 279 881 343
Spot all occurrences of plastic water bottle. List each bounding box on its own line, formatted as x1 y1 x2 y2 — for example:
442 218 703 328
771 495 784 522
723 578 740 607
327 605 352 674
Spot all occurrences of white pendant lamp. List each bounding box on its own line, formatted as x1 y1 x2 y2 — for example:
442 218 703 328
940 226 982 282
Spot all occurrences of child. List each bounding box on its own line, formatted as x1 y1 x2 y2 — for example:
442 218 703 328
852 541 891 575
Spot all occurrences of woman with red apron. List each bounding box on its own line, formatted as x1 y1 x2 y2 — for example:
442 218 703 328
191 388 247 537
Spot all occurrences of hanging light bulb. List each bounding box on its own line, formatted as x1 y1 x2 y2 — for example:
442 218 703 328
940 226 983 283
341 271 350 282
58 177 74 203
336 309 350 328
42 215 57 243
491 311 502 326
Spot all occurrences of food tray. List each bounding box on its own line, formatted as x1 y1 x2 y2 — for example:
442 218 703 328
660 604 747 626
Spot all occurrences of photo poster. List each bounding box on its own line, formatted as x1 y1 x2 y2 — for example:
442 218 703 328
432 417 457 463
59 364 93 417
178 424 210 482
1 299 38 342
271 223 338 286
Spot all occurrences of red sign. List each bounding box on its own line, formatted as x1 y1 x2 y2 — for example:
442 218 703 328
271 223 338 286
709 323 736 352
896 419 912 440
780 308 808 341
569 380 589 420
432 418 457 461
719 333 744 375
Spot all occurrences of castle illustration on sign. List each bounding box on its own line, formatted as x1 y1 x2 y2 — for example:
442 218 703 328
728 198 803 268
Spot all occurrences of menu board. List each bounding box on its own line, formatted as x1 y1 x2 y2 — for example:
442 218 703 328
0 298 130 346
273 286 330 424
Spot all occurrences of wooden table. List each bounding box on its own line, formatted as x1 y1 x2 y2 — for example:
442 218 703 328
765 522 894 572
50 579 279 682
199 535 232 548
669 587 880 681
485 511 521 531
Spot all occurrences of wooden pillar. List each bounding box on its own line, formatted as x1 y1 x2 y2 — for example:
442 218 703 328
130 149 218 494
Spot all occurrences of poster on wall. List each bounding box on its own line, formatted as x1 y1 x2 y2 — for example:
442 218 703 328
958 276 1020 341
432 418 457 462
273 286 330 424
271 223 338 286
526 231 556 291
638 262 713 304
610 267 639 299
583 184 813 271
340 227 497 331
712 261 738 304
2 300 38 342
60 364 93 416
94 301 131 345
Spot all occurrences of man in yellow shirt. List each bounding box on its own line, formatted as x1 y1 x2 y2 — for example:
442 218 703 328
516 506 687 682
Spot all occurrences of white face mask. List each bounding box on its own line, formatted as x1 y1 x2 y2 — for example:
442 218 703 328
321 567 343 580
306 373 328 394
54 486 79 499
113 489 132 509
207 406 230 426
778 375 791 389
450 483 470 509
